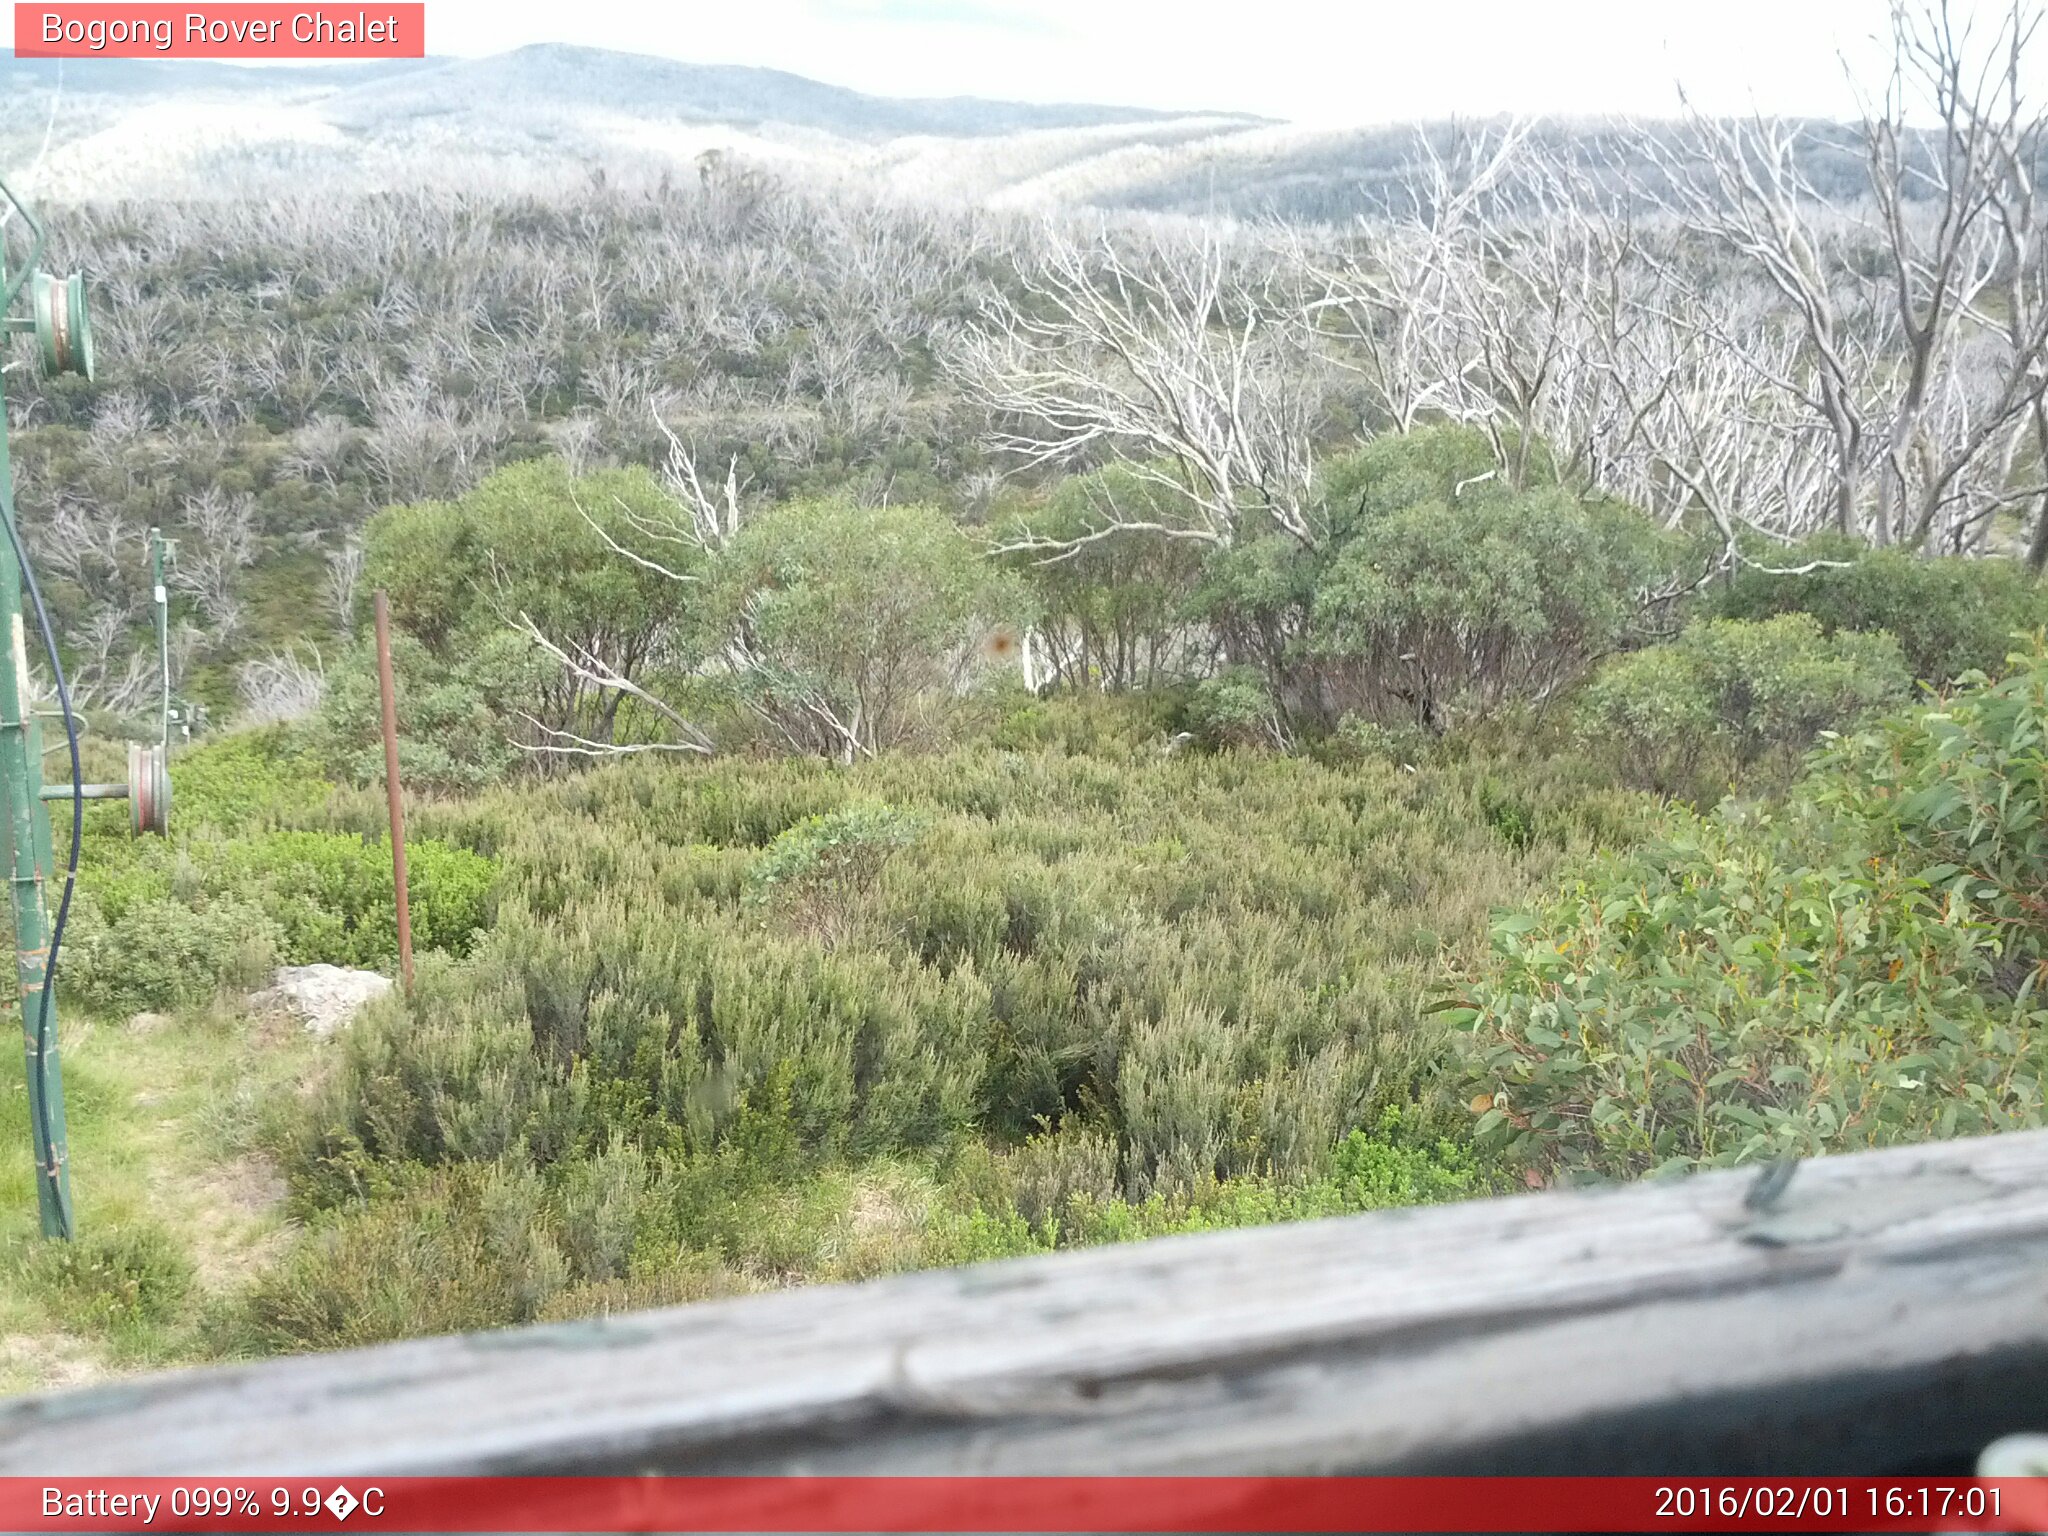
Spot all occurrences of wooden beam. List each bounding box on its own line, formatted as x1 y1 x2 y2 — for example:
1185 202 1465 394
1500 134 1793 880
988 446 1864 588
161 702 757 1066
6 1129 2048 1476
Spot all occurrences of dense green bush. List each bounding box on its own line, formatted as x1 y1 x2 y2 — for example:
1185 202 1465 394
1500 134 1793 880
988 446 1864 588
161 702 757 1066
33 1223 195 1336
277 726 1606 1273
316 630 538 793
714 499 1032 759
159 728 331 827
65 893 279 1017
1578 615 1910 795
1186 666 1284 748
983 687 1186 756
936 1104 1493 1256
1308 481 1675 730
996 465 1211 691
1452 646 2048 1180
239 1163 570 1351
65 731 497 1014
745 803 924 920
1712 540 2048 686
1198 427 1686 735
1808 642 2048 970
69 829 492 1013
208 832 497 966
327 460 702 786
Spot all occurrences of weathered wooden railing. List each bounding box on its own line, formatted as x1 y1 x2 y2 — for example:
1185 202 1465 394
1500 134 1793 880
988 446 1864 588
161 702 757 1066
5 1129 2048 1476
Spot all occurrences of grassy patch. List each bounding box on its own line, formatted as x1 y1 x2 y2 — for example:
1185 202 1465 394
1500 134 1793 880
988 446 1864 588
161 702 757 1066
0 1005 316 1392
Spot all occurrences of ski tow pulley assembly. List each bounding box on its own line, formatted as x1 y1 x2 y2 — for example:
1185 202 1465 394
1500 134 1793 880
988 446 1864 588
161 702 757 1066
2 166 172 1240
32 270 92 383
37 528 174 838
1 166 103 1240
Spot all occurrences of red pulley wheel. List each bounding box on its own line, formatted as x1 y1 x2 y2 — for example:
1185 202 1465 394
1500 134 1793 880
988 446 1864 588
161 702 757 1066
127 742 169 836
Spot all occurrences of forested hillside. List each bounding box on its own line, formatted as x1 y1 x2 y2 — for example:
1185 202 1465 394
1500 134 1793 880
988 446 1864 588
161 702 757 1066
7 1 2048 1388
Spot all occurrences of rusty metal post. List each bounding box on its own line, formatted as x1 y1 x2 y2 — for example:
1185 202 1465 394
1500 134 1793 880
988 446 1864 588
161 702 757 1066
372 592 414 996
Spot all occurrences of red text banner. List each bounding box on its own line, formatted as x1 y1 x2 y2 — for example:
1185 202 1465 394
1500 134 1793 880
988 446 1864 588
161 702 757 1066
4 1476 2048 1533
14 5 425 58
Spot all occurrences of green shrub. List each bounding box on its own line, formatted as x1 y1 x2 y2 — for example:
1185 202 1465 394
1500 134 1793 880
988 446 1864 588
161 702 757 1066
239 1163 571 1352
1186 665 1282 748
1006 1117 1121 1232
745 804 924 905
34 1222 195 1333
1712 541 2048 686
1322 1107 1487 1207
206 831 495 966
65 892 279 1016
1808 637 2048 970
316 629 536 793
1578 615 1910 795
713 498 1033 759
995 465 1210 692
68 823 493 1012
283 737 1570 1213
1191 427 1686 736
1454 649 2048 1180
984 688 1185 757
923 1104 1488 1259
165 728 330 827
309 459 711 789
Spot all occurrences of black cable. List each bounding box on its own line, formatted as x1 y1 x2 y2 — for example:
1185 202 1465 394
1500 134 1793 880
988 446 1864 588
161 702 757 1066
0 501 78 1240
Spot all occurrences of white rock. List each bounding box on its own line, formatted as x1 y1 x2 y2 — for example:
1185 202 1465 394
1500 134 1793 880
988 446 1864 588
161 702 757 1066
247 964 394 1038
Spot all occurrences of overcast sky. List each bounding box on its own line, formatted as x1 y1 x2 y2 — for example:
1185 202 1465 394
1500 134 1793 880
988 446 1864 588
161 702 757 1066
395 0 1920 125
2 1 2020 125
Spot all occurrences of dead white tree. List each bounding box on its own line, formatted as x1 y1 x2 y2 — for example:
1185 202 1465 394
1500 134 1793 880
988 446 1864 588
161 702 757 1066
323 538 364 633
1649 0 2048 553
508 614 716 761
956 224 1326 557
1297 120 1536 441
171 486 258 642
498 408 749 766
237 647 326 724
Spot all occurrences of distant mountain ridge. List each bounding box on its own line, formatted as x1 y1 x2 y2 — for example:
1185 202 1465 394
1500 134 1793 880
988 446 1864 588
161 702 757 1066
0 41 1296 208
0 41 1869 222
0 43 1243 137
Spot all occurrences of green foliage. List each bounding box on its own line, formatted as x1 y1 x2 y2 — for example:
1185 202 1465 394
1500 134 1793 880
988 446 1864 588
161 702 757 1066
239 1163 571 1351
366 458 696 656
64 725 497 1014
333 460 704 784
995 466 1210 691
1579 615 1911 796
33 1223 195 1334
68 829 491 1014
1198 427 1687 735
984 688 1187 757
1712 540 2048 686
1186 666 1282 748
267 727 1594 1327
164 728 331 827
206 832 496 966
1454 648 2048 1181
715 499 1032 758
939 1105 1491 1254
1308 440 1677 729
1808 637 2048 971
745 804 924 908
316 629 537 793
65 893 280 1018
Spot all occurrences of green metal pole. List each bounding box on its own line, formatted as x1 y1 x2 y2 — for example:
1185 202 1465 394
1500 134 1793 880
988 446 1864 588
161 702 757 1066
151 528 168 747
0 241 71 1240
